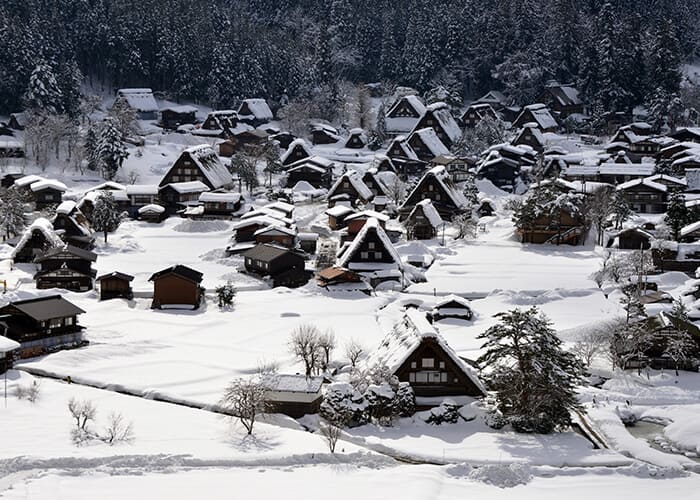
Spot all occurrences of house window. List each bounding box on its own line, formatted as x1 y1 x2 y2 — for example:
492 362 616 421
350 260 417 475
368 242 375 250
439 361 445 369
410 361 417 369
44 194 53 201
360 251 369 259
435 193 441 200
374 252 382 259
428 184 434 191
422 358 434 368
49 318 62 329
343 181 350 189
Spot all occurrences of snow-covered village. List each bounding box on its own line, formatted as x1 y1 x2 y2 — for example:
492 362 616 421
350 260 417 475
2 1 700 498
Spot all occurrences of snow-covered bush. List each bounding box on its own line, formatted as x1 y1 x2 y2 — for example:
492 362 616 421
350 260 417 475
424 399 461 425
14 380 41 403
320 382 369 428
365 383 396 425
393 382 415 418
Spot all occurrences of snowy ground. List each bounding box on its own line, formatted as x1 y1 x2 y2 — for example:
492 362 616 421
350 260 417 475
3 127 700 496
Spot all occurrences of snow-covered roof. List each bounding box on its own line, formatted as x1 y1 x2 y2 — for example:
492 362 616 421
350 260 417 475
518 104 558 130
365 310 486 395
182 144 233 189
565 163 655 177
337 217 402 270
254 225 297 237
424 102 462 143
345 210 390 223
56 200 77 215
408 199 444 228
0 137 23 149
165 181 210 194
543 84 582 107
161 105 198 113
138 204 165 214
616 177 667 192
411 128 450 157
231 215 286 231
325 205 356 218
433 294 472 310
126 184 159 196
30 179 67 192
0 335 20 353
475 90 507 105
286 155 335 171
681 220 700 238
387 136 419 161
11 218 63 259
686 169 700 191
241 208 293 225
387 95 426 117
645 174 686 186
280 139 312 164
87 181 126 192
515 124 545 146
402 165 468 211
199 192 241 203
328 170 374 201
238 98 273 121
262 374 323 393
265 201 294 214
116 88 158 113
14 174 44 188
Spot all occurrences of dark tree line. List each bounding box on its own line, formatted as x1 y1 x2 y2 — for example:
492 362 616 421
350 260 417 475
1 0 699 115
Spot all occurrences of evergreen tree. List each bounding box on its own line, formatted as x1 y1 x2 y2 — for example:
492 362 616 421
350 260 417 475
91 191 122 243
215 281 236 308
97 118 128 181
665 188 692 241
84 123 100 171
477 307 584 433
23 62 63 114
0 188 27 239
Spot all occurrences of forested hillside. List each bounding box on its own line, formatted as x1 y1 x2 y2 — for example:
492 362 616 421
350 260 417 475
1 0 699 115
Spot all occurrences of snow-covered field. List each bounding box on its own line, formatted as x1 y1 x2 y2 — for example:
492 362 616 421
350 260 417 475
3 129 700 496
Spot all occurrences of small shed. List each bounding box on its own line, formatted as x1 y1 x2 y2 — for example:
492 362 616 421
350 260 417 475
262 374 324 418
325 205 356 230
243 244 308 288
149 265 204 310
429 295 474 322
138 204 167 223
0 336 20 374
97 272 134 300
344 128 367 149
160 105 198 130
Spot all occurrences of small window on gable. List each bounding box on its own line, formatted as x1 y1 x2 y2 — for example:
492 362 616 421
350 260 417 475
422 358 434 368
368 242 375 250
428 184 434 191
439 361 445 369
410 361 416 369
374 252 382 259
360 251 369 259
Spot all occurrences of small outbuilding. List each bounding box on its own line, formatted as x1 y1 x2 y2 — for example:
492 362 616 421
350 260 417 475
262 374 324 418
97 272 135 300
149 265 204 310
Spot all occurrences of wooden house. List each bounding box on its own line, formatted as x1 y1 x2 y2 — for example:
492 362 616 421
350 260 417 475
361 169 390 198
231 215 291 245
473 90 507 110
158 181 210 215
344 128 367 149
412 102 462 150
460 103 498 128
262 374 324 418
285 156 334 189
430 155 475 183
230 129 269 149
325 205 356 230
518 206 585 245
0 136 24 158
429 295 473 322
0 295 86 358
199 110 239 138
254 225 297 248
405 199 444 240
477 198 496 217
327 170 374 207
24 178 66 208
536 83 583 118
237 99 273 126
399 165 468 221
243 244 309 288
606 228 654 249
669 127 700 143
616 178 668 214
96 272 134 300
343 210 389 238
385 95 426 135
511 124 546 153
310 123 341 145
406 128 450 163
149 265 204 310
34 245 97 292
160 144 233 191
281 139 312 167
365 310 486 403
372 154 399 174
476 155 520 191
12 218 64 263
562 163 655 185
51 201 94 250
138 204 167 222
160 105 198 130
512 104 558 132
197 192 242 217
264 201 295 220
0 336 20 374
269 132 296 150
680 221 700 243
115 89 158 119
336 217 403 284
7 112 27 130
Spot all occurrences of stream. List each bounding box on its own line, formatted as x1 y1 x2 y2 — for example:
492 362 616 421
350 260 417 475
626 420 700 464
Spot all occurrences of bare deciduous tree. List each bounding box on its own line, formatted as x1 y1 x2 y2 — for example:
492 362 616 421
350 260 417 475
571 323 615 367
102 412 135 445
344 338 365 368
317 329 336 372
220 377 269 435
320 419 343 453
289 324 322 376
453 213 477 240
